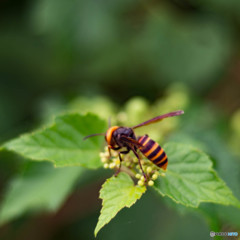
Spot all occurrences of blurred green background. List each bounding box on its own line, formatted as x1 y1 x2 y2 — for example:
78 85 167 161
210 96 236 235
1 0 240 239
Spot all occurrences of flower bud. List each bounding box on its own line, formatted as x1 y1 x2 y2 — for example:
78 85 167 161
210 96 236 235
103 163 109 169
148 180 154 186
152 173 158 180
101 157 108 163
135 173 141 179
99 152 106 158
138 180 144 186
109 163 115 169
112 151 118 157
133 158 138 163
147 167 152 173
125 161 131 167
114 159 120 166
142 166 147 172
140 176 145 181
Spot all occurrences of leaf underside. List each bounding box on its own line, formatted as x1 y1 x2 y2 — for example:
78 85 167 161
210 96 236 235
0 162 84 225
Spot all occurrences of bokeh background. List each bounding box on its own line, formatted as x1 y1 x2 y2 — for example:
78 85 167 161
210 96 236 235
1 0 240 239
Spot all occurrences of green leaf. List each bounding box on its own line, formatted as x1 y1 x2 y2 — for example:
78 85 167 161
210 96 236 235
154 142 240 208
2 113 107 168
94 172 146 236
0 162 83 225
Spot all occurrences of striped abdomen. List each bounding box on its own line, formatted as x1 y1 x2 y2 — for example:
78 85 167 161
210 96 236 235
138 135 168 170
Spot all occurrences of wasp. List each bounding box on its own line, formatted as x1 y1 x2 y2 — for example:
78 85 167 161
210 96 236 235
84 110 184 180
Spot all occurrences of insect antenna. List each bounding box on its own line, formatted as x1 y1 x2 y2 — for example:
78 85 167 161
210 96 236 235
83 133 105 140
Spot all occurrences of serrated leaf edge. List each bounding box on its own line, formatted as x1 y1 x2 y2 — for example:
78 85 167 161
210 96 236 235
0 113 105 169
154 143 240 208
94 173 146 237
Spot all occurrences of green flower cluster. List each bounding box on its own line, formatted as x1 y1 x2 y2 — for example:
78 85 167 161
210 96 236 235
100 146 165 186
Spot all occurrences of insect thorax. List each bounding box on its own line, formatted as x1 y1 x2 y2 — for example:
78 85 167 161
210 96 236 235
112 127 136 147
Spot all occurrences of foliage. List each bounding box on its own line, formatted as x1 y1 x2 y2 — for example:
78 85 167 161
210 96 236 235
2 113 106 168
95 172 146 236
154 143 240 208
1 111 240 236
0 162 83 225
1 0 240 239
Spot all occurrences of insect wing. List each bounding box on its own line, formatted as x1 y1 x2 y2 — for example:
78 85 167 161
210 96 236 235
120 136 143 147
132 110 184 129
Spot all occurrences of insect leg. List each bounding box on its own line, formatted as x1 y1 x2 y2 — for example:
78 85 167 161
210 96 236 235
108 145 121 157
109 146 121 151
131 148 147 182
108 146 112 157
114 147 131 177
114 153 123 176
120 149 130 154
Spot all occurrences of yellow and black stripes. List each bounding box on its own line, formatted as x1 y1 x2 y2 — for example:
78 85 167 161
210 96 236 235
138 135 168 170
